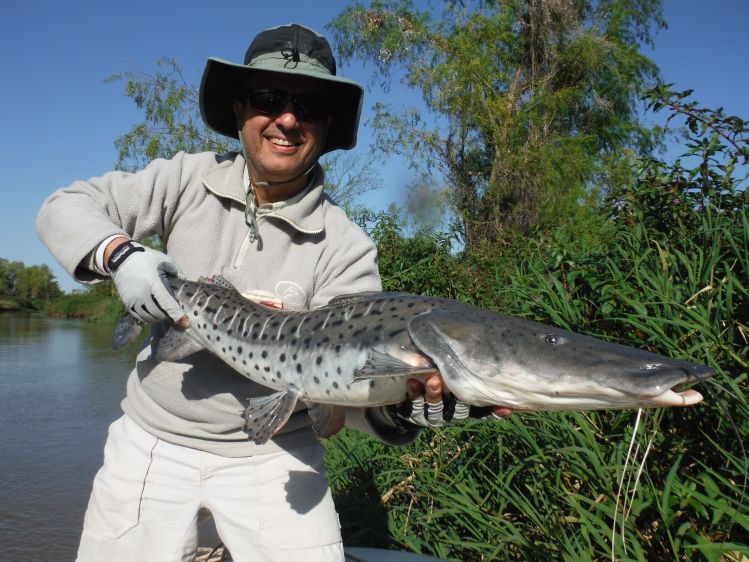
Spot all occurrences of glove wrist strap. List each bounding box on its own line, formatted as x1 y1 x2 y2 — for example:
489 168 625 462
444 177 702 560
107 241 145 273
385 404 422 432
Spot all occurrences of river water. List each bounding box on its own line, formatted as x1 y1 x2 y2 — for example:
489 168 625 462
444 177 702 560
0 313 138 561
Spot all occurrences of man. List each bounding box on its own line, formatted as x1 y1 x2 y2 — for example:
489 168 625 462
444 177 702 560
37 23 508 562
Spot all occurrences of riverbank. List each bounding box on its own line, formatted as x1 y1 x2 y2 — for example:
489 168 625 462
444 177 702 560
0 298 21 312
41 292 122 322
0 275 122 321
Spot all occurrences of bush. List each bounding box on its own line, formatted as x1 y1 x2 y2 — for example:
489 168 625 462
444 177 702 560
44 282 124 322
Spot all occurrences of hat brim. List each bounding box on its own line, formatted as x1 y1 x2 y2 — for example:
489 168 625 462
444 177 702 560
200 57 363 153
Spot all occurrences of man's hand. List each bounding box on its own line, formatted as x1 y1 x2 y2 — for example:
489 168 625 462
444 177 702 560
105 238 187 326
390 374 512 428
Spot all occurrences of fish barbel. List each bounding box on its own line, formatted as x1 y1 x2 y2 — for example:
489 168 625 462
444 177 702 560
113 276 713 444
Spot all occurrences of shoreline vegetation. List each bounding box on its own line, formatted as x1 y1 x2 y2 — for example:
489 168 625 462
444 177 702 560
0 272 124 323
0 297 22 313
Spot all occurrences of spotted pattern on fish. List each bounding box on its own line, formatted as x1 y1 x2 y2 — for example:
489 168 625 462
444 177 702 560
126 275 714 444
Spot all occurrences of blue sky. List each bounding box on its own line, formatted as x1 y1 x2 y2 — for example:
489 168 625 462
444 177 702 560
2 0 747 293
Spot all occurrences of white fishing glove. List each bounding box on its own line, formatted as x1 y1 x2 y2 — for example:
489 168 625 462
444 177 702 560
108 241 184 324
391 396 469 428
370 396 505 433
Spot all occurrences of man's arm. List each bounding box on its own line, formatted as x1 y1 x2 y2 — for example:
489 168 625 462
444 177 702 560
35 153 201 324
35 152 194 283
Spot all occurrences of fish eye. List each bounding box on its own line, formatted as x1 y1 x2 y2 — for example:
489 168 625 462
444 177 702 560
545 335 560 346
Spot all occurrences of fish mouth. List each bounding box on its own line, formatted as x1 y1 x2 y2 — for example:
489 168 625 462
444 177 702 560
650 364 713 406
525 384 708 411
615 363 714 407
648 387 704 406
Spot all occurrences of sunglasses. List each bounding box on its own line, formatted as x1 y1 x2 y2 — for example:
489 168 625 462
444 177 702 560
241 88 331 122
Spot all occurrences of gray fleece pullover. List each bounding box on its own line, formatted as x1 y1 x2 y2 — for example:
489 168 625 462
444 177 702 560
36 151 410 456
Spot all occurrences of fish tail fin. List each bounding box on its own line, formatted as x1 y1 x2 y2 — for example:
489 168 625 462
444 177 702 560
112 315 145 352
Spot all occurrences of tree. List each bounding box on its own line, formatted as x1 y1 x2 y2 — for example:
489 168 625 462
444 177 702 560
610 84 749 238
107 58 235 172
109 59 381 208
321 151 382 208
330 0 665 248
0 259 25 298
0 258 62 307
15 264 62 306
0 258 10 295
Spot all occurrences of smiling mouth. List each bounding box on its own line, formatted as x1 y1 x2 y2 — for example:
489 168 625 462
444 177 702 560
268 137 297 147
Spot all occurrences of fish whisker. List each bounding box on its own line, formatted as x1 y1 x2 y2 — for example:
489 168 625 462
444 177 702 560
612 409 641 561
612 408 662 561
624 411 660 522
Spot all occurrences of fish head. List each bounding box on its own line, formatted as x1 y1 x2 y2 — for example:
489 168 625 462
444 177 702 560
408 307 713 411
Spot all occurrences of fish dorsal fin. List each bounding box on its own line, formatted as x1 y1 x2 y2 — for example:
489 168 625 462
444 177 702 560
326 291 383 306
354 350 437 379
241 388 299 444
326 291 409 306
197 274 242 295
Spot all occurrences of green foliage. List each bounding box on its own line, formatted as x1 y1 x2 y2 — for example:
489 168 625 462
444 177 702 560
325 90 749 561
107 58 237 171
0 258 62 309
612 84 749 241
44 285 124 322
0 257 122 320
354 206 469 297
330 0 664 246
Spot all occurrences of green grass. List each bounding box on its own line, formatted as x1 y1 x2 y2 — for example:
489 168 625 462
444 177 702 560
325 206 749 561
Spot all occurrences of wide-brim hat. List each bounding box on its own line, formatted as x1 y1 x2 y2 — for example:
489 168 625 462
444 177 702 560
200 23 363 153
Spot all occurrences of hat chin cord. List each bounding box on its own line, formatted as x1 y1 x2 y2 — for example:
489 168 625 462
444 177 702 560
238 129 316 187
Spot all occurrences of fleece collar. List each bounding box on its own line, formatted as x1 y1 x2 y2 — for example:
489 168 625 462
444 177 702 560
201 153 325 235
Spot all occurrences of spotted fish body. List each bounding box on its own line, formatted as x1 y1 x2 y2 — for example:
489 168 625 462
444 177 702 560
157 278 442 440
135 276 713 444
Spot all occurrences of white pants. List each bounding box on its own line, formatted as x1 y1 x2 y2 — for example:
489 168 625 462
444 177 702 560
77 415 344 562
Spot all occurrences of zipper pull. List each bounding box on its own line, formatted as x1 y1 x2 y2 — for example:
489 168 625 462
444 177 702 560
245 201 258 243
245 178 259 243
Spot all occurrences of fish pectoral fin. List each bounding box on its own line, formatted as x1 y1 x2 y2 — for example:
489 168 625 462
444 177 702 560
354 350 437 379
307 403 346 439
154 327 204 362
242 389 299 445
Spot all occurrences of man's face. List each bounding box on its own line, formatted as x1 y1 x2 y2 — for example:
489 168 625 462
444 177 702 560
235 74 331 196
